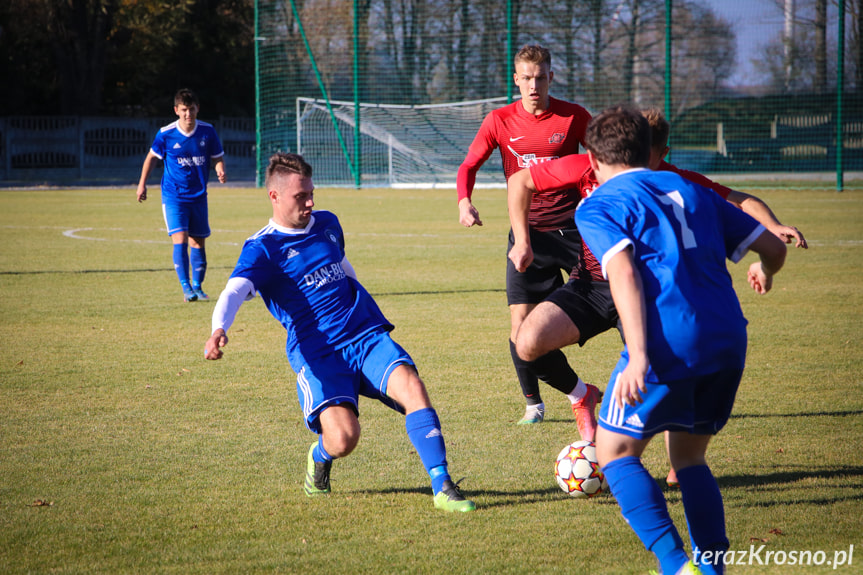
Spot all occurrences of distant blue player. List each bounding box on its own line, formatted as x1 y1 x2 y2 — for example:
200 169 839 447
203 152 475 512
137 88 227 302
575 106 786 575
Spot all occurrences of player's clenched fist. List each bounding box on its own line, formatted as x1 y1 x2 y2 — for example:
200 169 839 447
205 329 229 360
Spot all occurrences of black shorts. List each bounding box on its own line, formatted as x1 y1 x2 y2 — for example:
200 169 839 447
545 279 621 346
506 226 584 305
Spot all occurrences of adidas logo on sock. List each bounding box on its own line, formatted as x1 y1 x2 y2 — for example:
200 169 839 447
425 428 442 439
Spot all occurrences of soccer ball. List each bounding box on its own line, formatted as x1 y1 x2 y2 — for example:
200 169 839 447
554 440 608 498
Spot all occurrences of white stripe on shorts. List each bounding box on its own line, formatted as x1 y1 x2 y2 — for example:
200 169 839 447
606 372 626 428
297 366 313 419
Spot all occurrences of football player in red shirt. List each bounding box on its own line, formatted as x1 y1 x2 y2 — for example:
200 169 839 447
509 108 807 484
457 45 600 435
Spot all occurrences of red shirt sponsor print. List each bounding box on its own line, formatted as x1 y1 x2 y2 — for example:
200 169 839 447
468 97 591 230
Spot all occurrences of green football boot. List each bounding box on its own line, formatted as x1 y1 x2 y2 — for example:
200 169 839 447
433 479 476 512
304 442 331 497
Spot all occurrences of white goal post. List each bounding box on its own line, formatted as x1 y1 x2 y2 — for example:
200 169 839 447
295 96 512 188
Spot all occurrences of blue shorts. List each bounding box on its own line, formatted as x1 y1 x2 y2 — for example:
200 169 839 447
599 361 744 439
292 329 414 433
162 201 210 238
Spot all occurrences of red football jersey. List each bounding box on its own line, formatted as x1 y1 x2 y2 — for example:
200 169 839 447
467 97 592 230
657 160 732 200
529 154 600 280
530 155 735 281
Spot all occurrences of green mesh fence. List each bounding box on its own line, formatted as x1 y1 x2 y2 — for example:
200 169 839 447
256 0 861 188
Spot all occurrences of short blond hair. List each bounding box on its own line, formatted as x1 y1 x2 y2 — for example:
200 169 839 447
514 45 551 69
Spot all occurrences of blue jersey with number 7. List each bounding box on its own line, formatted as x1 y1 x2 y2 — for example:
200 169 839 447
575 168 765 381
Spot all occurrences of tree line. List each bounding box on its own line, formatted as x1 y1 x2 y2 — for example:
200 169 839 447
0 0 858 119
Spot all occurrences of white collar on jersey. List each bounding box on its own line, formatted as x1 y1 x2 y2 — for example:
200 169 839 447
268 215 315 235
175 121 198 137
604 166 649 183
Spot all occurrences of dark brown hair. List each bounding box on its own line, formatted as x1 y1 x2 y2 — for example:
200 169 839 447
173 89 199 108
265 152 313 189
583 105 651 168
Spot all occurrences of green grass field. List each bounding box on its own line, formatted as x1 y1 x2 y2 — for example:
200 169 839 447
1 183 861 574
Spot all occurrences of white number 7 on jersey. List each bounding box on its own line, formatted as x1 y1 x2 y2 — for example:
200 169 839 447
658 191 697 249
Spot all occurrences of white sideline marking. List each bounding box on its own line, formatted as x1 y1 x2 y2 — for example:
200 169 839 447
59 227 241 246
32 225 863 247
32 226 466 244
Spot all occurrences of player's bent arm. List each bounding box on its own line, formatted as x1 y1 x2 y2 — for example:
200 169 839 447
506 168 536 272
136 151 160 202
213 155 227 183
604 248 649 408
726 189 807 249
205 277 256 359
746 230 787 295
457 151 486 227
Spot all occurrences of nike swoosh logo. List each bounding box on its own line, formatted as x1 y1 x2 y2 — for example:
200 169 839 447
509 136 525 142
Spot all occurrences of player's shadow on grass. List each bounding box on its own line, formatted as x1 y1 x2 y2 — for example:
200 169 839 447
372 288 506 297
730 409 863 419
353 485 619 509
716 465 863 507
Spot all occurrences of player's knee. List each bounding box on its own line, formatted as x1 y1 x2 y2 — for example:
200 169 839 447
324 426 360 458
515 329 543 362
389 368 432 413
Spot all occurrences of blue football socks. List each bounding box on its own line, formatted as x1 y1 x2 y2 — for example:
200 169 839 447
603 456 689 575
312 436 334 464
190 246 207 288
405 408 450 494
173 243 191 287
678 464 729 575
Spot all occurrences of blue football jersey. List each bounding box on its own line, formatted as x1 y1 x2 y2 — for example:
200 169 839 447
575 169 766 381
150 120 224 203
229 211 392 361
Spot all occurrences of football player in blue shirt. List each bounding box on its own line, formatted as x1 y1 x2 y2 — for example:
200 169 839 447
137 89 227 302
575 106 787 575
203 152 475 512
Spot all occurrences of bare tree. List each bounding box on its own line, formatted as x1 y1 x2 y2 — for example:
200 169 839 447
816 0 827 91
669 3 736 115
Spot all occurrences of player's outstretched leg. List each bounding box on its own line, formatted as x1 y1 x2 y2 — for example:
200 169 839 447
525 349 600 438
304 440 332 496
405 407 475 512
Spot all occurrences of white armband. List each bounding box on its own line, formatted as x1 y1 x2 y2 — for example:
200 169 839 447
212 277 256 334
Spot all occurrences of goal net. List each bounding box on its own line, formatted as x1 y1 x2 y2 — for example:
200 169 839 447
296 96 512 188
